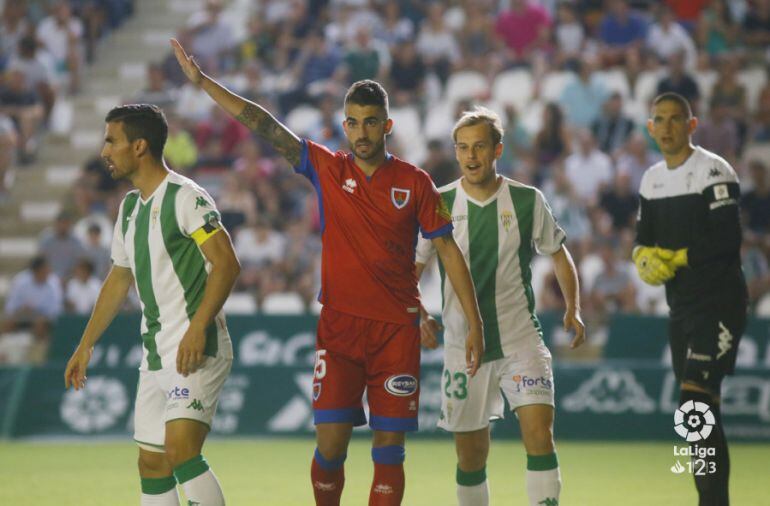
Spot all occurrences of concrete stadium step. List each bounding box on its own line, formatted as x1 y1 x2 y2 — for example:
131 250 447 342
0 238 38 259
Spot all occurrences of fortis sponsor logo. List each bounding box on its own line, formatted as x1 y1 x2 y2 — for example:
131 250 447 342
512 375 552 391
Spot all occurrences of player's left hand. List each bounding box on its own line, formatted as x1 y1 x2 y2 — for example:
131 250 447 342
177 325 206 376
466 324 484 377
419 311 442 349
564 308 586 349
655 247 688 270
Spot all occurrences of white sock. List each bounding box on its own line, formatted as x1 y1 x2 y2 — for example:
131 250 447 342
174 455 225 506
457 481 490 506
141 488 180 505
526 468 561 506
456 466 489 506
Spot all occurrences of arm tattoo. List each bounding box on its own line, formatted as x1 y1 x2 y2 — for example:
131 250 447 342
236 103 301 166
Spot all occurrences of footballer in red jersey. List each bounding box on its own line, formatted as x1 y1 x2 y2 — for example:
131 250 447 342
174 39 483 506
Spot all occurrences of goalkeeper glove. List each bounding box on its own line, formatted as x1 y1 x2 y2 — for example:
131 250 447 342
655 248 688 271
632 246 675 286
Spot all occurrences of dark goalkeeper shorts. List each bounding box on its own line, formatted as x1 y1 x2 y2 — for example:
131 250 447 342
669 297 747 394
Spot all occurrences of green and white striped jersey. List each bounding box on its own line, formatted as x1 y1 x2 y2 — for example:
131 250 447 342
111 171 232 371
416 177 565 361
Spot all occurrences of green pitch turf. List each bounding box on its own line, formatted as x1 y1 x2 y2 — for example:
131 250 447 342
0 438 767 505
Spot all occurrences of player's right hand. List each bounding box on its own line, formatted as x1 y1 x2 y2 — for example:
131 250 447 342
632 246 675 286
170 38 204 85
419 312 442 349
64 345 92 391
465 325 483 377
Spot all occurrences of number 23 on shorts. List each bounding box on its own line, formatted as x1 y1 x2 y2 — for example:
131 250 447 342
443 369 468 399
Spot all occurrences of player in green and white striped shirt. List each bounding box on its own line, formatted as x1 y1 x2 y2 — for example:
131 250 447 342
64 105 240 506
416 107 586 506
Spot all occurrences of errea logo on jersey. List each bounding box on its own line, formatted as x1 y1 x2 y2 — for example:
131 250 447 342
343 178 357 194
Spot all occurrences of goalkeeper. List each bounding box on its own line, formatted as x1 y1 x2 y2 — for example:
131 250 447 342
635 92 747 506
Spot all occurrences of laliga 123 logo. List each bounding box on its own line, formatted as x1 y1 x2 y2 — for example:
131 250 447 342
674 400 716 442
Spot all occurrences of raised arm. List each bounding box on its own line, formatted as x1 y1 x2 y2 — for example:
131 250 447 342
170 38 302 166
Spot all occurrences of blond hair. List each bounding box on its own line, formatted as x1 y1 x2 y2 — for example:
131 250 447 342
452 106 504 145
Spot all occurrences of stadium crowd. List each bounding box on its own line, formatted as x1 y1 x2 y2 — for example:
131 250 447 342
3 0 770 362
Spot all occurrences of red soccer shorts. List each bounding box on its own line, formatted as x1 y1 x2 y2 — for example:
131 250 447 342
312 306 420 432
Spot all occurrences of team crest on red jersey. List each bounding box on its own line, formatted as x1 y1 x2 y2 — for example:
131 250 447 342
391 188 410 209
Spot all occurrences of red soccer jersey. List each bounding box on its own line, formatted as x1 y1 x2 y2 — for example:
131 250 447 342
295 139 452 325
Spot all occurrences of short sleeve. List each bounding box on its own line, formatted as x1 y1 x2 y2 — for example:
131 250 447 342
111 201 130 268
176 185 222 244
415 234 437 265
532 189 566 255
415 171 453 239
294 139 337 181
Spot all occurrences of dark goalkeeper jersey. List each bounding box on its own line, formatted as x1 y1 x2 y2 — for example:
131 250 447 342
636 146 747 315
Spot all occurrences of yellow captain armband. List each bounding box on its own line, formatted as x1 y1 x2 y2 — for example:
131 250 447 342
190 220 221 246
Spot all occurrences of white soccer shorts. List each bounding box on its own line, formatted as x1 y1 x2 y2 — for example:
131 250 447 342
133 356 231 452
438 342 554 432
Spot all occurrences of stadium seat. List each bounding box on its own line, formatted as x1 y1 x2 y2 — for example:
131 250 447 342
444 70 489 106
492 69 534 111
223 292 258 314
540 71 576 102
285 105 322 138
594 68 631 99
755 292 770 317
737 67 768 113
390 106 427 165
261 291 306 314
694 69 718 106
520 99 545 137
633 70 664 107
424 101 455 141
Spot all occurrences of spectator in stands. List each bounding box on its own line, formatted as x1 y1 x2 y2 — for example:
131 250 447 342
235 219 287 290
542 164 592 244
377 2 414 46
0 67 44 163
184 0 235 73
498 103 530 176
598 0 648 67
532 102 570 182
233 137 278 185
422 139 457 188
493 0 551 68
665 0 709 28
457 1 496 73
694 97 740 164
696 0 737 57
308 93 346 152
38 210 85 282
65 258 100 314
7 35 55 119
742 0 770 50
747 84 770 143
35 0 84 93
710 56 747 142
599 171 638 231
560 57 608 128
163 113 198 171
131 62 178 110
553 2 586 68
589 241 637 314
82 223 111 280
742 160 770 237
0 113 16 200
742 242 770 306
646 5 697 71
415 2 461 84
218 172 257 232
564 128 614 205
388 39 426 107
2 255 63 342
615 131 661 191
279 29 343 112
592 92 635 155
0 0 30 71
343 25 390 84
194 105 250 165
656 51 700 112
